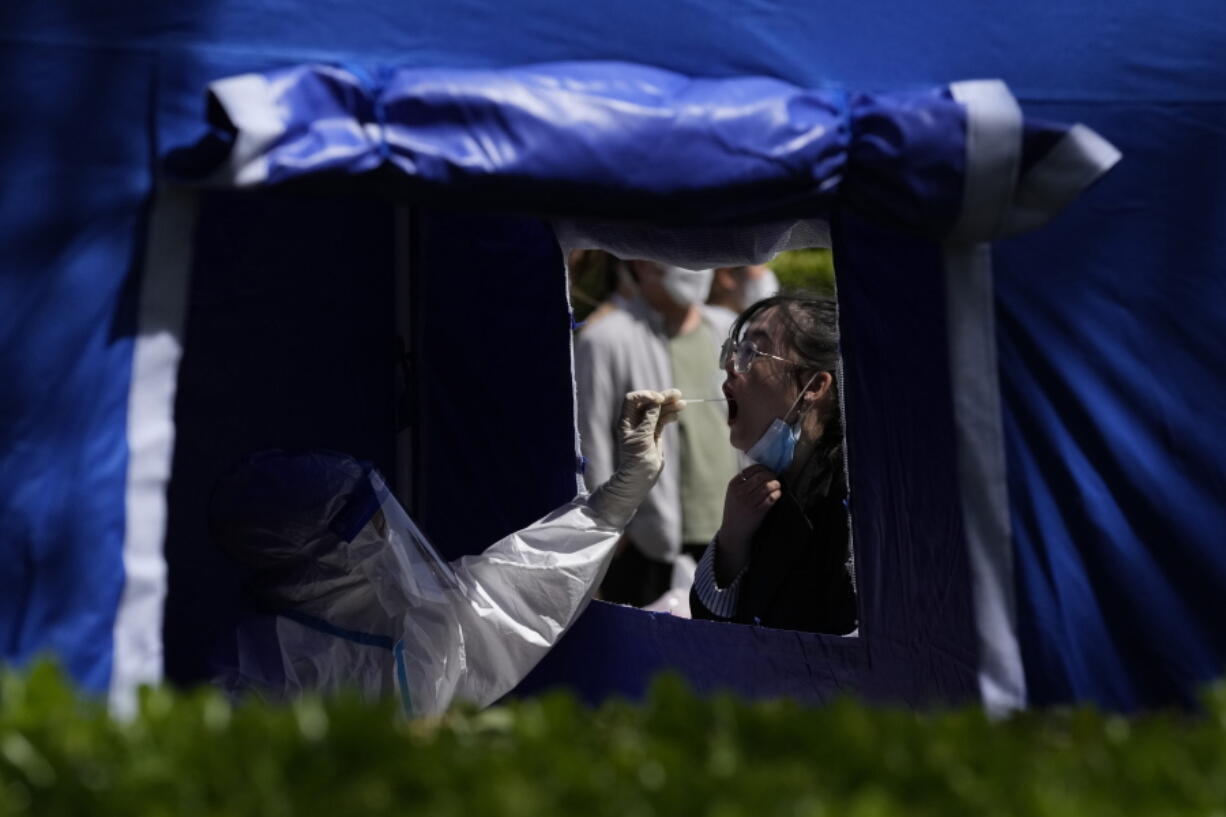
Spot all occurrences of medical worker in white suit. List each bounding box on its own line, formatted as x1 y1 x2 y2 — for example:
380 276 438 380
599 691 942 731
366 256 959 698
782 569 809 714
210 390 683 716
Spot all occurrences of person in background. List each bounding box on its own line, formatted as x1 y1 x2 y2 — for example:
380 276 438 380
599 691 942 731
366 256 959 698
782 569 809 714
690 292 856 634
707 264 780 315
574 259 738 608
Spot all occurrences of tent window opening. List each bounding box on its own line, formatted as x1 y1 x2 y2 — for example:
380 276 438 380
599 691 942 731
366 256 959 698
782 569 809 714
568 247 859 636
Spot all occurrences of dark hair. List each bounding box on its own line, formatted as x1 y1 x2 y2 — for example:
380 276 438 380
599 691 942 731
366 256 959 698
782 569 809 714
729 291 842 441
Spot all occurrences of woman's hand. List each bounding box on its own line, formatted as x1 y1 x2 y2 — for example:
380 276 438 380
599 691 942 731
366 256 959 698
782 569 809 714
587 389 683 529
713 465 781 583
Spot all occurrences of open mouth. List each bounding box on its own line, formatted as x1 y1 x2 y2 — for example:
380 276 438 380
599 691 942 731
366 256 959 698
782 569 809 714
723 385 738 423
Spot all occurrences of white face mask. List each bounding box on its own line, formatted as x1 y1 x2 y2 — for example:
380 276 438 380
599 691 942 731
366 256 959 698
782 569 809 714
659 265 714 306
738 267 780 310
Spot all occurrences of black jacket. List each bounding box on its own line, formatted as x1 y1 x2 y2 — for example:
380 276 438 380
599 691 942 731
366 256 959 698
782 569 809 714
690 443 857 634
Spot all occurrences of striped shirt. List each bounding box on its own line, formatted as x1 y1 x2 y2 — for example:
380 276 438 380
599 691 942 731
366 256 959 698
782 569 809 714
691 537 749 618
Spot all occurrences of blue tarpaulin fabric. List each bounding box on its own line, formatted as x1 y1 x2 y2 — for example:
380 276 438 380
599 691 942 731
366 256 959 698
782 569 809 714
171 63 980 232
0 43 154 694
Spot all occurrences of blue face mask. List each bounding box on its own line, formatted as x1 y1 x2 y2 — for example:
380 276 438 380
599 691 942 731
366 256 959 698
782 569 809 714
745 372 821 473
746 417 801 473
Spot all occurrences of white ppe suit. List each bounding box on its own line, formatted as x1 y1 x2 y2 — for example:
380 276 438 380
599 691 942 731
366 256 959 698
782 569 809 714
212 390 679 716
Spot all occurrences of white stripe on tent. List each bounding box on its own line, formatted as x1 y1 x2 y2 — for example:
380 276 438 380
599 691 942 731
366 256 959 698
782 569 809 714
943 242 1026 714
111 188 198 716
208 72 283 186
1003 123 1123 236
945 80 1028 714
948 80 1022 243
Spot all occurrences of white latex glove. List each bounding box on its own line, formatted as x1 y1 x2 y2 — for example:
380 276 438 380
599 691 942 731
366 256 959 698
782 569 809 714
587 389 683 529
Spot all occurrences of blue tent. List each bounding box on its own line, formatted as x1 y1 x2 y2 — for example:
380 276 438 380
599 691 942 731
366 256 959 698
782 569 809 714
2 0 1224 714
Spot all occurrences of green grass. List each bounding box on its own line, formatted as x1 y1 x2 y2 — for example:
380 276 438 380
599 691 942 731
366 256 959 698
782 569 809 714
3 662 1226 816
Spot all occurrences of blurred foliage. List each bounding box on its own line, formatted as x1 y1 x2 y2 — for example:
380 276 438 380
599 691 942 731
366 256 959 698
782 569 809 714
771 248 835 294
5 661 1226 816
566 249 621 323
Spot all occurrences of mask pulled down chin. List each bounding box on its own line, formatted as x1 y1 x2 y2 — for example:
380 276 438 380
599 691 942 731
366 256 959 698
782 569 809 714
746 417 801 473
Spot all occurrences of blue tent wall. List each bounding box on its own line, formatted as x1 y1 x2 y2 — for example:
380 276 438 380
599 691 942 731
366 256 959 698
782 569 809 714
0 41 154 692
995 101 1226 709
3 0 1225 708
5 1 1221 95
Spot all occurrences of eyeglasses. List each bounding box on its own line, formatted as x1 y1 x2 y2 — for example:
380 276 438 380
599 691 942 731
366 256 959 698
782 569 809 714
719 337 799 374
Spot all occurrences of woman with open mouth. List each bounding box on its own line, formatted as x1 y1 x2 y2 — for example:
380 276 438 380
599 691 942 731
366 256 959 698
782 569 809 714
689 292 857 634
